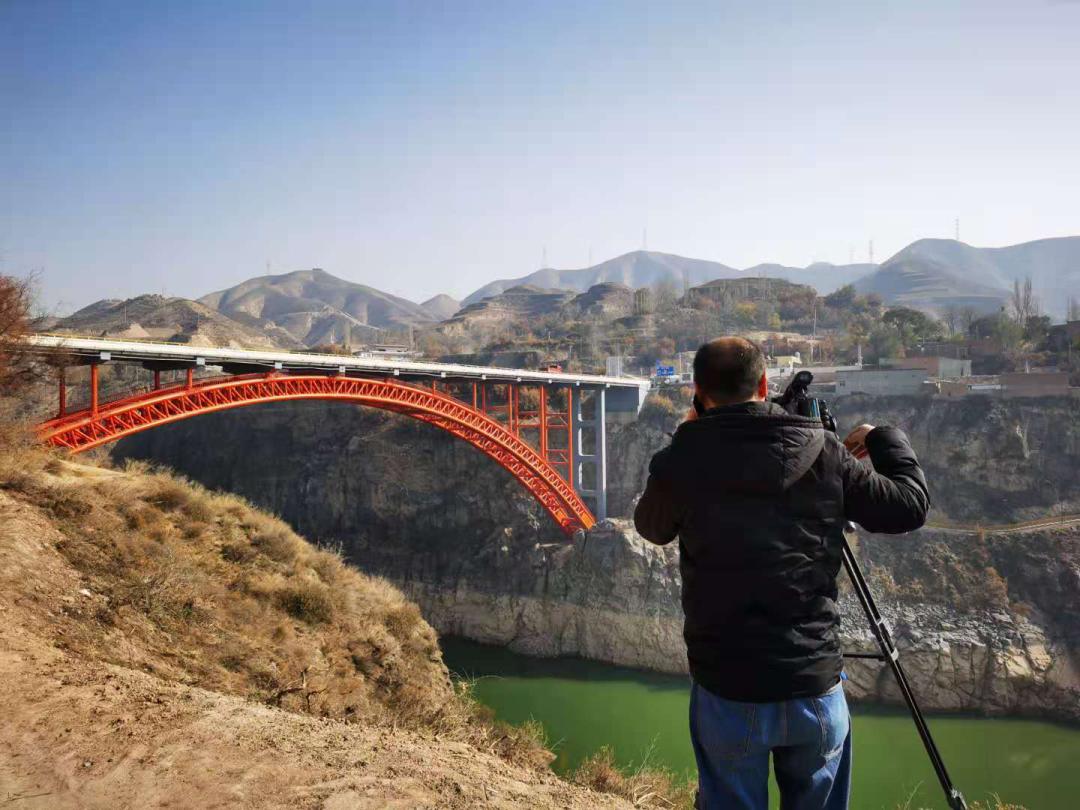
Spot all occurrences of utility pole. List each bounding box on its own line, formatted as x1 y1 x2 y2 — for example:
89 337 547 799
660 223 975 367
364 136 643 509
954 218 960 242
869 240 875 265
542 246 548 268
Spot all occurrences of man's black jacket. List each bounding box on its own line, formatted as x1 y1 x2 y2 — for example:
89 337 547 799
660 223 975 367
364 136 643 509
633 400 929 702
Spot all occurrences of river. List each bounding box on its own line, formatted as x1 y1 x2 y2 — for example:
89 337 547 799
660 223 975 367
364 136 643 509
442 638 1080 810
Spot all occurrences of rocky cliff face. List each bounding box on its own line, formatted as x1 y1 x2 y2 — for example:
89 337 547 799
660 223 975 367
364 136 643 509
609 393 1080 524
111 394 1080 720
403 520 1080 722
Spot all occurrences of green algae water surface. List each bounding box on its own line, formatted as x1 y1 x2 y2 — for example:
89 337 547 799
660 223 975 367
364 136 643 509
442 639 1080 810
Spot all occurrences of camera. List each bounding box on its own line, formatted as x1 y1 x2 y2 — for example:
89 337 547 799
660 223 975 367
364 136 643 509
772 370 838 434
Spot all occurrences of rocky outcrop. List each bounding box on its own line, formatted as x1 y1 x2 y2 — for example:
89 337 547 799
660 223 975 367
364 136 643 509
396 519 1080 722
110 395 1080 721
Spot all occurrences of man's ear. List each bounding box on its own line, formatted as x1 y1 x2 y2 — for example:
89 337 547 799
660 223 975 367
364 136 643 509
756 372 768 401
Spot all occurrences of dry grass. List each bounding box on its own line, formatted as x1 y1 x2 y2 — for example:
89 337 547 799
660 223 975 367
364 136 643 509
0 423 555 775
572 747 696 809
0 438 454 729
899 796 1024 810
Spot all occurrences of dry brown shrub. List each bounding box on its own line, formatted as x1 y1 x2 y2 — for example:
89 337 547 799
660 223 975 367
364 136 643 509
221 540 256 564
275 581 334 624
250 523 299 563
572 746 696 809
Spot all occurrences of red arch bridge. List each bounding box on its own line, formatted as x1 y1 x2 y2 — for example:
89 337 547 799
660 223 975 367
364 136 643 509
27 336 649 535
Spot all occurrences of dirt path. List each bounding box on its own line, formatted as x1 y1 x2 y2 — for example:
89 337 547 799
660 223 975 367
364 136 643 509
0 619 631 809
925 515 1080 535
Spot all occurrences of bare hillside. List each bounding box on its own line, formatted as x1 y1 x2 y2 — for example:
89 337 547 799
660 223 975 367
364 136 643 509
44 294 301 350
200 268 434 340
0 447 630 809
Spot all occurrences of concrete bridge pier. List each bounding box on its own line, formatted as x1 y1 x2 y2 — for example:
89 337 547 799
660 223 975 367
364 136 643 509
573 387 608 522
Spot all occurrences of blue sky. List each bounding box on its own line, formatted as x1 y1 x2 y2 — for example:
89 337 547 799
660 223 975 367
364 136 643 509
2 0 1078 314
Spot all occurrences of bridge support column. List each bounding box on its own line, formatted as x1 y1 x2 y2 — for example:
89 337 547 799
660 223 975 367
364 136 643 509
57 366 67 418
153 369 161 390
566 386 574 491
539 385 548 457
572 387 607 522
510 384 519 435
90 363 99 417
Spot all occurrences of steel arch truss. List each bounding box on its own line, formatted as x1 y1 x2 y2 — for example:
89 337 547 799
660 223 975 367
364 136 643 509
37 373 596 534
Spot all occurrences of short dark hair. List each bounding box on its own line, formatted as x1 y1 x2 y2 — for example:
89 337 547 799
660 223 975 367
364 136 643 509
693 337 766 404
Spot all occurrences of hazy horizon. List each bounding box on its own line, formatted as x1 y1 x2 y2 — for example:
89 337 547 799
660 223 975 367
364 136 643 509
3 0 1079 314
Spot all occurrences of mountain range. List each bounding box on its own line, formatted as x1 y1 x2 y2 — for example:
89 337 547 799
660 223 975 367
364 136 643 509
45 236 1079 348
40 294 303 349
464 236 1080 318
854 237 1080 317
462 251 875 305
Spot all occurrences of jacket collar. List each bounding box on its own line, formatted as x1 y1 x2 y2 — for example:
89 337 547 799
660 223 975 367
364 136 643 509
700 400 786 418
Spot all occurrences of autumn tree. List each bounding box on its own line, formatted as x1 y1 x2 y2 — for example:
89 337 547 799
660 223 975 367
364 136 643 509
651 278 680 313
942 304 962 335
1009 276 1039 329
0 275 34 394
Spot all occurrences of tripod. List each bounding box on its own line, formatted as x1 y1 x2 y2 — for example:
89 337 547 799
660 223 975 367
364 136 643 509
779 375 969 809
840 525 969 810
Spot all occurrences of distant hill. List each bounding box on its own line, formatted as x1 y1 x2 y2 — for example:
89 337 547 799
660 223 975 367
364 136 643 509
419 294 461 321
441 285 575 334
854 236 1080 318
463 250 874 305
199 268 435 346
441 282 640 335
742 262 876 291
44 295 302 349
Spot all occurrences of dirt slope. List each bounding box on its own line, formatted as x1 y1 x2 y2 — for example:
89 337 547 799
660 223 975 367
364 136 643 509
0 454 627 809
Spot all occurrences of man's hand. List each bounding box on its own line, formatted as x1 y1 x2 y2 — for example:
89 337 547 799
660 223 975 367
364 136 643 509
684 405 698 423
843 424 875 460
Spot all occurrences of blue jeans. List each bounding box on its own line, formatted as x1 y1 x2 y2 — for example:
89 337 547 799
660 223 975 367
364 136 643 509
690 679 852 810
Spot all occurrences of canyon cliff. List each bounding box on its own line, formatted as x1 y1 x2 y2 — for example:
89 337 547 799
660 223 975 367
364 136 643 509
112 394 1080 721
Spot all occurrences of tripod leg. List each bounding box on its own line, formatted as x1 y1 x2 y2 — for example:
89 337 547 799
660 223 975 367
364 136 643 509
841 530 968 810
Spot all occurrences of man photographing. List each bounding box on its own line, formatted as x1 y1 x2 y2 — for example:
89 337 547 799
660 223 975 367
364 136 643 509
634 337 929 810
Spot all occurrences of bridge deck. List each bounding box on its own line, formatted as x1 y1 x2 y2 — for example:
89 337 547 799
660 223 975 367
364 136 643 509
27 335 649 390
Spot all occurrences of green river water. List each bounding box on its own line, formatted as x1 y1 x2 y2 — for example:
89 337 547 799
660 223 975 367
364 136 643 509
442 639 1080 810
